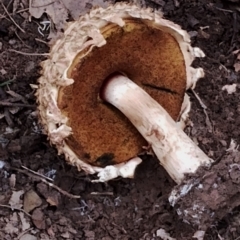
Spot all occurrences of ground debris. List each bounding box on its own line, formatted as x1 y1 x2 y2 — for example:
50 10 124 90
9 190 24 209
222 83 237 94
23 189 43 213
156 228 176 240
29 0 109 39
19 212 31 231
32 208 46 229
19 234 37 240
4 212 19 234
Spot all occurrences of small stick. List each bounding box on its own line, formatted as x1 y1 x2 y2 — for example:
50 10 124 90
21 165 53 182
191 89 213 132
0 8 29 19
11 167 81 199
6 90 28 104
1 2 26 33
42 179 81 199
0 101 36 108
0 79 15 87
35 38 48 45
90 192 113 196
0 204 31 217
215 6 233 13
8 49 49 56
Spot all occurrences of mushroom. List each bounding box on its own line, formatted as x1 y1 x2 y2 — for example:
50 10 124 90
37 3 240 232
37 3 206 182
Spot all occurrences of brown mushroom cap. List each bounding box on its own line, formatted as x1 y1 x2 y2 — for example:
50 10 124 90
37 3 205 173
58 19 186 166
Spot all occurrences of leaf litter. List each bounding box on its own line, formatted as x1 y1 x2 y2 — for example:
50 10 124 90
29 0 109 39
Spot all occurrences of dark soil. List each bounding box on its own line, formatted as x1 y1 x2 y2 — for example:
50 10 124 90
1 0 240 239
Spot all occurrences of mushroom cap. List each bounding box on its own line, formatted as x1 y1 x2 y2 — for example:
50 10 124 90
37 3 205 173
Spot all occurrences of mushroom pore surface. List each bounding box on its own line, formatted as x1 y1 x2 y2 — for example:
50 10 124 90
57 19 186 167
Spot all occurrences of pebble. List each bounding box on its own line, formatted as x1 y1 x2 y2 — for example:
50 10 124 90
9 39 16 45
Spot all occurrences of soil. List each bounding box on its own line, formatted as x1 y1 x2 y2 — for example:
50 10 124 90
0 0 240 239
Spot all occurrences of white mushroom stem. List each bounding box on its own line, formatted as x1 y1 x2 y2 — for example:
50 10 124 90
101 73 212 184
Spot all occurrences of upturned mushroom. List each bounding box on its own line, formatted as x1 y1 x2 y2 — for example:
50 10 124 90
37 3 206 182
38 3 240 231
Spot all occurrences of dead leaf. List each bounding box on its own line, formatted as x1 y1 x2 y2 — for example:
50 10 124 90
19 234 38 240
29 0 68 31
32 208 46 229
47 226 55 237
9 190 24 209
61 232 70 238
61 0 109 20
232 49 240 55
29 0 110 39
24 189 43 213
0 68 7 75
18 212 31 231
8 107 20 115
156 228 176 240
9 174 16 188
0 113 4 120
0 160 5 169
37 182 60 206
193 230 205 240
234 62 240 72
46 196 59 206
4 212 19 234
13 0 20 13
222 83 237 94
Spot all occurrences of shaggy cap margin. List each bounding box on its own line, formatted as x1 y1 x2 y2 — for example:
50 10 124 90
36 3 205 176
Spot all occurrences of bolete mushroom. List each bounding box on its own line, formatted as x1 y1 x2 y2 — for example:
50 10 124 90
37 3 240 232
37 3 207 181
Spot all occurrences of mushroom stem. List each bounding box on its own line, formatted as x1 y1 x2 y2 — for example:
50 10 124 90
101 73 212 184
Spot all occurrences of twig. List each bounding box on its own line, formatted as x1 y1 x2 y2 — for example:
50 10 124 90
11 167 81 199
35 38 48 45
0 204 31 217
6 90 28 104
0 79 15 87
16 8 29 14
8 49 49 56
0 101 36 108
215 6 233 13
191 89 207 109
1 2 25 33
191 89 213 132
90 192 113 196
0 8 29 19
21 165 54 182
